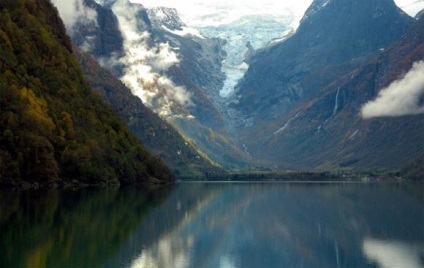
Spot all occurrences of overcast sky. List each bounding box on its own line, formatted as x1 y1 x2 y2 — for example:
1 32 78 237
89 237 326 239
130 0 424 26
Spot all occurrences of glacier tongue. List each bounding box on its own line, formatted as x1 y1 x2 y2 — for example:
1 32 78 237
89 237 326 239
197 15 293 98
161 25 205 39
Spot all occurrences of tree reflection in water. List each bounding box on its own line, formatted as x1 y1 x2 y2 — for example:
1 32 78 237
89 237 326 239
0 186 172 268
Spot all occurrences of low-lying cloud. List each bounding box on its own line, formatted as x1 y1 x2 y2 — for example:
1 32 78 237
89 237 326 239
361 61 424 119
52 0 98 34
52 0 98 52
111 0 193 118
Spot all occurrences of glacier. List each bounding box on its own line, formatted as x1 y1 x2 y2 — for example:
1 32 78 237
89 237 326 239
197 15 293 98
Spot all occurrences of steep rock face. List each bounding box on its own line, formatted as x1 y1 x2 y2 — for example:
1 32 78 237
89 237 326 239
416 9 424 19
71 0 124 59
147 7 185 31
234 0 413 125
246 16 424 171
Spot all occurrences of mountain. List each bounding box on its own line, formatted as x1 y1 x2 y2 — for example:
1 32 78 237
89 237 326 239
148 7 251 168
71 0 124 59
232 0 423 173
234 0 413 124
0 0 173 185
48 0 422 175
66 0 251 169
74 47 222 177
416 9 424 19
50 0 227 176
147 7 186 31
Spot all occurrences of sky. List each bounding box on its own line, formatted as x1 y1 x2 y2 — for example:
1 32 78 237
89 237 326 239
131 0 424 27
131 0 312 26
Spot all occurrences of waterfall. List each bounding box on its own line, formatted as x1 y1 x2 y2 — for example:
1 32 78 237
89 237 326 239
274 112 300 135
316 87 341 134
333 87 340 116
274 120 292 135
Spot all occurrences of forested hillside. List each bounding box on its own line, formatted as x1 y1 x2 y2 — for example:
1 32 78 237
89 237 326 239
0 0 173 185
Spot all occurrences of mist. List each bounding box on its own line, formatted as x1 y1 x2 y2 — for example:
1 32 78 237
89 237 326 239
111 0 193 118
52 0 98 52
361 61 424 119
51 0 97 34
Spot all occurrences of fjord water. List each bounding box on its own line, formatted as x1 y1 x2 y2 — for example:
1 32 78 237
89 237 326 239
1 183 423 268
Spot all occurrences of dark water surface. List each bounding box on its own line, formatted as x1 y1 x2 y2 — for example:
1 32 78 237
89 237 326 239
1 182 423 268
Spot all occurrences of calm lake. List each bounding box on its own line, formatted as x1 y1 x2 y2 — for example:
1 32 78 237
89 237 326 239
1 182 423 268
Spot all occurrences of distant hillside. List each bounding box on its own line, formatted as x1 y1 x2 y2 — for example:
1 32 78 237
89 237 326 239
0 0 173 185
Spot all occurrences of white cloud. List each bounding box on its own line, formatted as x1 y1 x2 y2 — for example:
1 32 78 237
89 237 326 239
110 0 193 118
145 43 180 71
361 61 424 119
52 0 99 52
158 77 193 106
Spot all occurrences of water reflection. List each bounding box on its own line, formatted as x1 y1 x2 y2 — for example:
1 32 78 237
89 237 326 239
1 183 423 268
116 183 423 268
363 238 424 268
0 186 171 268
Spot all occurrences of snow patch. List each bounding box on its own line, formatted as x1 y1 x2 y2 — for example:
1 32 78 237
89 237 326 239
348 130 359 140
301 0 332 23
162 26 205 39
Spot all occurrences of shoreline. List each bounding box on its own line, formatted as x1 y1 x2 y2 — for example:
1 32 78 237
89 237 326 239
2 172 420 190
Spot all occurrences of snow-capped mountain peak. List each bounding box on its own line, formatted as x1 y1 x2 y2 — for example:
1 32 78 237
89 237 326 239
147 7 186 30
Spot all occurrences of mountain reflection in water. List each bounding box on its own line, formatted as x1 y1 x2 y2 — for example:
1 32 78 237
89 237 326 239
113 183 424 268
1 182 423 268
